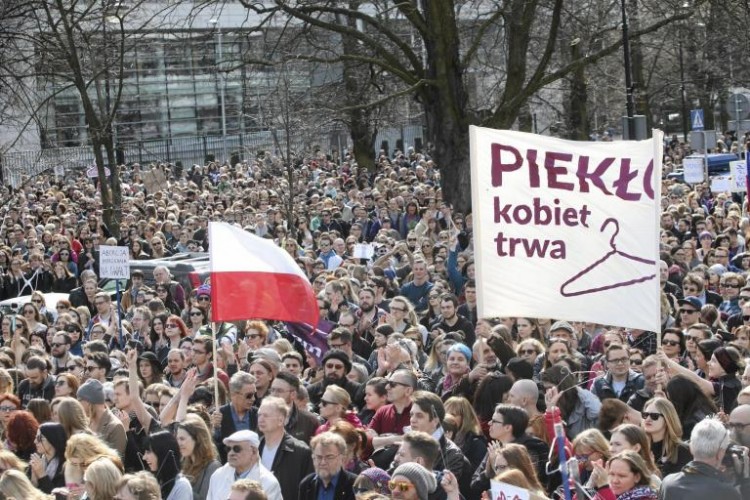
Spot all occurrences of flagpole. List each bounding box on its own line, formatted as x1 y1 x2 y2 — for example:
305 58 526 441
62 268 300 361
212 321 219 408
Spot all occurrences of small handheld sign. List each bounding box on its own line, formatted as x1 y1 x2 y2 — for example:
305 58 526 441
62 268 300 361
99 246 130 347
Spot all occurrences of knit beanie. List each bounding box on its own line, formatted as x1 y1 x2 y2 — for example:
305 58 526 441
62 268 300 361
392 463 437 500
77 378 105 405
358 467 391 495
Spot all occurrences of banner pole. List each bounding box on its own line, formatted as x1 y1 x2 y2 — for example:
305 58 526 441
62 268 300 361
116 280 123 348
212 321 219 407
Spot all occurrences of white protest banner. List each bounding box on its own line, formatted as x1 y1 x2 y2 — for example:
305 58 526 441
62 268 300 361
469 126 662 332
353 243 374 260
730 160 747 193
99 246 130 279
490 480 530 500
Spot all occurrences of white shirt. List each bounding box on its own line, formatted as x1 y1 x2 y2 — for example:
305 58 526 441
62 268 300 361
206 462 282 500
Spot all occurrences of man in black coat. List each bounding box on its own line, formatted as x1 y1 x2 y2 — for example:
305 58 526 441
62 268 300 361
210 371 258 463
299 432 356 500
306 350 363 412
258 397 314 500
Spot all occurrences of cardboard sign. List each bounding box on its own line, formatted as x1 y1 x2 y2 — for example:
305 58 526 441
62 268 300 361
469 126 662 332
99 246 130 279
729 160 747 193
490 480 530 500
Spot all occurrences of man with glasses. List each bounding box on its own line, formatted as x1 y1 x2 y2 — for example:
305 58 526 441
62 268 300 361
327 328 370 373
720 272 746 318
677 296 702 330
257 397 314 500
306 350 363 412
91 292 115 328
726 287 750 331
211 372 258 463
298 432 356 500
269 371 319 443
473 404 548 493
317 233 342 270
369 369 416 449
728 404 750 448
85 352 110 383
193 336 228 386
591 344 644 402
207 430 281 500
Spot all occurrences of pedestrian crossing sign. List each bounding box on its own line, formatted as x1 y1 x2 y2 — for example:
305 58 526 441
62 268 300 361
691 109 704 131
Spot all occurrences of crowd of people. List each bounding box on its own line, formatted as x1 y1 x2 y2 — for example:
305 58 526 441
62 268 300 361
0 143 745 500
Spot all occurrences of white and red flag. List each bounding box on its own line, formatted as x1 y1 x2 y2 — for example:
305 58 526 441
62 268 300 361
209 222 319 325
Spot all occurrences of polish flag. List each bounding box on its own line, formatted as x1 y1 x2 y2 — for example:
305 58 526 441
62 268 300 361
209 222 319 325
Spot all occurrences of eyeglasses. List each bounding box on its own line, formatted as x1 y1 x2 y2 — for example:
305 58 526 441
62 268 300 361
740 297 750 302
0 406 16 412
630 358 643 366
319 399 338 407
197 296 210 302
575 453 593 463
607 357 629 365
722 283 740 288
642 411 663 421
519 349 537 356
190 311 203 316
166 324 178 328
228 445 246 454
490 418 505 426
325 363 345 371
313 453 340 463
388 480 413 492
31 299 43 304
679 309 697 315
386 380 410 388
328 342 345 349
242 392 256 400
662 340 680 347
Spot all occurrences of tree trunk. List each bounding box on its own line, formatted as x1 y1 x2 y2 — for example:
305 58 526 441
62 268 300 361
566 42 590 140
420 0 471 214
629 0 651 131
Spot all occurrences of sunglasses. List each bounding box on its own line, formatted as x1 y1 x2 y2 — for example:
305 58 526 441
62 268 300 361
679 309 697 314
228 445 246 454
630 358 643 365
662 340 680 347
386 380 410 388
388 480 413 492
197 296 210 302
319 399 337 407
642 411 663 421
190 311 203 316
519 349 537 355
166 323 178 328
50 342 65 348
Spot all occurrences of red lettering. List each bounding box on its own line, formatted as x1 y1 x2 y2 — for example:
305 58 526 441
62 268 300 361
491 143 522 187
545 152 575 191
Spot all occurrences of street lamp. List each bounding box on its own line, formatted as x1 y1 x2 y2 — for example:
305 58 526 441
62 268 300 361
620 0 635 140
209 18 227 162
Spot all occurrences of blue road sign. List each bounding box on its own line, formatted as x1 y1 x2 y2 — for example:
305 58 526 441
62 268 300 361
691 109 704 131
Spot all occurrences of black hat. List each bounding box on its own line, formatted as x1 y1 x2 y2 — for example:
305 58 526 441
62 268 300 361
321 349 352 374
505 357 534 380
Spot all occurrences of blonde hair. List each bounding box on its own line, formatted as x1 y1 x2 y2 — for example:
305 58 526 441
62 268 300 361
116 472 161 500
0 368 14 394
0 469 51 500
643 397 684 464
83 457 122 500
0 449 28 473
573 428 612 462
65 433 123 471
323 385 351 414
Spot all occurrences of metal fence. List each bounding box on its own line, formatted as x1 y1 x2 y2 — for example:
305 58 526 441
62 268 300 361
0 123 425 183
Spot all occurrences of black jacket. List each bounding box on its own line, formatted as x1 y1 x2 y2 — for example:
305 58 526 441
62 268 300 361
659 460 741 500
214 403 258 463
260 433 314 500
299 468 356 500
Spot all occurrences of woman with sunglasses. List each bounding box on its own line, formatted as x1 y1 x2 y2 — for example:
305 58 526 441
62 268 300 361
187 305 208 336
54 245 79 278
54 373 79 398
571 428 613 489
158 316 189 366
22 303 47 335
316 385 363 435
155 285 181 316
0 394 20 442
641 397 691 477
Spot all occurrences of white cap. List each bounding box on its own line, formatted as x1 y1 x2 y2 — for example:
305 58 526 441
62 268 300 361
223 430 260 448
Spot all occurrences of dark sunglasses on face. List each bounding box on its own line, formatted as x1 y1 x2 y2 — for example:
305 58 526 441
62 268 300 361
642 411 663 421
662 340 680 347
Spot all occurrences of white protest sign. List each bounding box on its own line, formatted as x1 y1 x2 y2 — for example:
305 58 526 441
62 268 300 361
99 246 130 279
682 157 705 183
54 165 65 178
710 175 732 193
469 126 662 332
490 480 530 500
730 160 747 193
353 243 374 260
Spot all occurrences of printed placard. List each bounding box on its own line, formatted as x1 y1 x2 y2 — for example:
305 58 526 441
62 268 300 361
99 246 130 279
469 126 662 331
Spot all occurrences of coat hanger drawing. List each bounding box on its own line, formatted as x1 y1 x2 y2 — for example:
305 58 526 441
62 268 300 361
560 217 656 297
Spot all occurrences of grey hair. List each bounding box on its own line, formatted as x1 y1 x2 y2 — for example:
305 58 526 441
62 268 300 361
228 371 257 394
689 416 731 461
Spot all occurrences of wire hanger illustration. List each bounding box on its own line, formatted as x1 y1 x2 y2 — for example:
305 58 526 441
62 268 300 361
560 217 656 297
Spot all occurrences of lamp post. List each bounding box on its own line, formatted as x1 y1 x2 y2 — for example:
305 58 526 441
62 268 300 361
209 18 227 162
620 0 635 140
